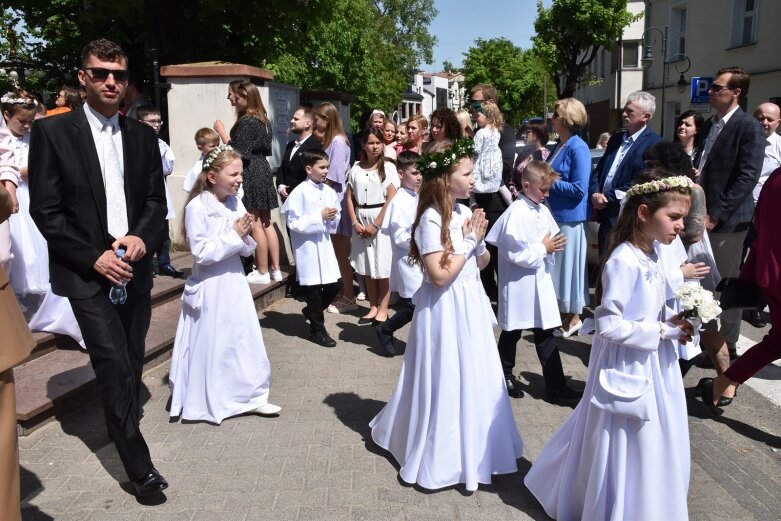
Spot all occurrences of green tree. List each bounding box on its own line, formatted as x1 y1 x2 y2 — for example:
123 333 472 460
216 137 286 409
462 37 546 127
2 0 436 126
532 0 638 98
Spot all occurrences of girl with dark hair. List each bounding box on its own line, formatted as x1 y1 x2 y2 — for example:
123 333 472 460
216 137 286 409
429 107 462 144
345 128 399 324
370 138 523 492
214 80 280 284
526 170 695 521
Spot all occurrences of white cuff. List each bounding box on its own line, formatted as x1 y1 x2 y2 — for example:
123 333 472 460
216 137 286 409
660 321 683 340
474 241 487 257
460 235 478 259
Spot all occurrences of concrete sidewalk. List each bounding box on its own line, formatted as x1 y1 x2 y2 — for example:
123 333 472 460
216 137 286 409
19 296 781 520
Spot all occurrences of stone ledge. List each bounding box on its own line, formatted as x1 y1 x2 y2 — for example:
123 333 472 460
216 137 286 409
161 62 274 81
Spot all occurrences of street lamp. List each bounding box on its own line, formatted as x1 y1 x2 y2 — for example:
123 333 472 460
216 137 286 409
641 26 692 138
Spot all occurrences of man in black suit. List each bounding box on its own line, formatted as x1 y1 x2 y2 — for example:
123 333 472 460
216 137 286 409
695 67 765 358
590 91 662 256
28 39 169 497
277 107 324 296
277 106 324 202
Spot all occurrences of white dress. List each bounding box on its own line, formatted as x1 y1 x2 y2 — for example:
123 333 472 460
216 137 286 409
370 204 524 491
473 127 502 194
8 134 48 295
169 191 272 424
381 187 423 299
524 242 690 521
7 133 85 347
485 195 562 331
347 162 399 278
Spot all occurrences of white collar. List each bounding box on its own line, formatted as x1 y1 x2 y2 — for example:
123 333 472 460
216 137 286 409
625 125 647 143
715 105 740 127
83 103 119 132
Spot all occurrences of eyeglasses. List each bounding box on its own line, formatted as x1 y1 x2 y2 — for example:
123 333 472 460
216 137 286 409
708 83 732 93
141 119 163 127
83 67 129 83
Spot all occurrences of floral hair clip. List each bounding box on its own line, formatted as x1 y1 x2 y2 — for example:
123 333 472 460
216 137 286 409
416 138 475 179
625 175 693 198
1 94 37 106
202 144 234 171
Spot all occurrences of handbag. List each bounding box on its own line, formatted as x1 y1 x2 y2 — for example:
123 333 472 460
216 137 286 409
715 277 764 310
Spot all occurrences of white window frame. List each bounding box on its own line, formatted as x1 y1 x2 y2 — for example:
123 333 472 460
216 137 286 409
731 0 759 47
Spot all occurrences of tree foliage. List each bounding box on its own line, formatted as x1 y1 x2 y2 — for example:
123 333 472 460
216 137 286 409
532 0 638 98
1 0 436 123
462 37 546 127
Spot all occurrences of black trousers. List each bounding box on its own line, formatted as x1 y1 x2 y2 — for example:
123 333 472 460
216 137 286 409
68 283 153 482
155 219 171 267
381 297 415 335
302 280 342 334
473 192 506 298
497 328 566 392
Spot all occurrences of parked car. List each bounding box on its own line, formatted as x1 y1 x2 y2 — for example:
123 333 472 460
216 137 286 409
585 148 606 267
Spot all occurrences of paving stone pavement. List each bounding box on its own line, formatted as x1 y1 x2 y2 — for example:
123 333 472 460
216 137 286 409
18 296 781 520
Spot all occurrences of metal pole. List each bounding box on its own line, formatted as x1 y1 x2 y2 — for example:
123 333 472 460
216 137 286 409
660 26 669 138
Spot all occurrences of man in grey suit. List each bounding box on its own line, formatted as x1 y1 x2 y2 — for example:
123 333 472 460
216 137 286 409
695 66 765 359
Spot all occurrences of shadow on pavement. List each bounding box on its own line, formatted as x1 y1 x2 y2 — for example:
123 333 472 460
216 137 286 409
20 465 55 520
685 392 781 448
260 310 310 341
46 370 155 491
322 392 394 462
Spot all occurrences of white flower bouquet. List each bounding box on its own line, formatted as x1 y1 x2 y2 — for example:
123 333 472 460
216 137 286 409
675 282 722 324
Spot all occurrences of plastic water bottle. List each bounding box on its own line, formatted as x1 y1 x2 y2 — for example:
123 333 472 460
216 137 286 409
108 248 128 305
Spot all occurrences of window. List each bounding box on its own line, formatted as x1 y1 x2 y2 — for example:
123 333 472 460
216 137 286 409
668 3 688 56
731 0 758 47
622 41 639 68
677 8 687 55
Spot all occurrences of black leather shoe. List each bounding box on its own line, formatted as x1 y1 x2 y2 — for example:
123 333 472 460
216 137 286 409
743 309 767 328
159 264 184 278
132 468 168 497
699 378 724 416
505 376 525 398
545 385 583 404
697 378 733 407
357 316 374 326
375 324 395 356
310 330 336 348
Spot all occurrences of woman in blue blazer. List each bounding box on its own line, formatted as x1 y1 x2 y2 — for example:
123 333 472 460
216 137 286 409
547 98 591 338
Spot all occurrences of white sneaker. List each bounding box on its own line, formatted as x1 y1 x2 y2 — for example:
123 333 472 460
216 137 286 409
356 292 366 301
246 270 271 285
254 403 282 416
270 269 283 282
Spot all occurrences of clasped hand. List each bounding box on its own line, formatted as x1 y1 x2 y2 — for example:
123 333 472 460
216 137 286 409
542 232 566 253
462 208 488 243
233 213 254 238
321 207 338 222
668 313 695 344
94 235 145 285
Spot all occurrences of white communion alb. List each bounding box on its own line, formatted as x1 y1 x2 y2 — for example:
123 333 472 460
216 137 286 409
380 186 422 298
370 203 524 491
485 194 562 331
524 241 690 521
280 179 341 285
169 191 272 424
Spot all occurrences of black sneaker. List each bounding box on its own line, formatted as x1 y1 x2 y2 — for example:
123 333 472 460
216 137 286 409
375 324 396 356
505 375 525 398
310 330 336 348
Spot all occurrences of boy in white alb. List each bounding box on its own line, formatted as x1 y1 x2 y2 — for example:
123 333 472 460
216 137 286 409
281 150 342 348
183 128 220 193
376 151 423 356
486 160 581 402
136 105 183 278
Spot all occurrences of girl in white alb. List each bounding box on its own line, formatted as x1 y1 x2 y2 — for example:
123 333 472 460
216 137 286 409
169 146 280 424
370 139 523 492
524 172 696 521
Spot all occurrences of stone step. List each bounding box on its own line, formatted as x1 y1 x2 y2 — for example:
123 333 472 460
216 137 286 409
14 257 290 435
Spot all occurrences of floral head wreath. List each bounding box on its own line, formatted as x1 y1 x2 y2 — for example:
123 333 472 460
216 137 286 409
416 138 475 179
202 144 234 171
1 93 37 106
625 175 694 198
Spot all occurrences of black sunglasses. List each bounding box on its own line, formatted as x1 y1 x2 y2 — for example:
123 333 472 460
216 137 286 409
708 83 732 93
84 67 129 82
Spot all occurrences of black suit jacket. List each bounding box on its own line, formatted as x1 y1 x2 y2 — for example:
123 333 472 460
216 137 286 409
694 107 765 233
589 126 662 222
277 134 324 193
28 106 167 299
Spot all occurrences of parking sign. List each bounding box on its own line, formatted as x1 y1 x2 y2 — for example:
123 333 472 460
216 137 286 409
691 77 712 104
